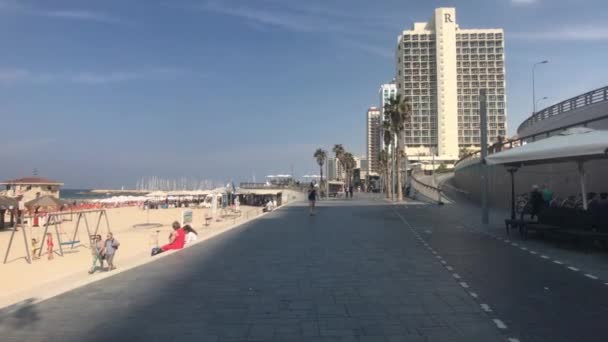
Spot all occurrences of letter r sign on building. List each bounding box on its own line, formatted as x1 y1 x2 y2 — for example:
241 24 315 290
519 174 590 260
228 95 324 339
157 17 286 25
445 13 453 23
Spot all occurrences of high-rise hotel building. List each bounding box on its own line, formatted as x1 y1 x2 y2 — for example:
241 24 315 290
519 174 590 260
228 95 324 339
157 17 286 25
366 107 382 175
379 83 397 151
395 8 506 160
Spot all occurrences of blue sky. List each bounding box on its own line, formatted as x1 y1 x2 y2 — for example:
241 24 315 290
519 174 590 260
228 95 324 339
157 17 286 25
1 0 607 188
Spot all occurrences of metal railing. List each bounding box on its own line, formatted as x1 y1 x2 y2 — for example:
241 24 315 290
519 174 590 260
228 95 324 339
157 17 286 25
410 172 445 204
518 85 608 134
455 85 608 170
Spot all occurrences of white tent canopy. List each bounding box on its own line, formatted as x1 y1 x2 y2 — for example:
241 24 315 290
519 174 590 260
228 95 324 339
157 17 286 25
145 191 168 198
486 127 608 211
486 127 608 166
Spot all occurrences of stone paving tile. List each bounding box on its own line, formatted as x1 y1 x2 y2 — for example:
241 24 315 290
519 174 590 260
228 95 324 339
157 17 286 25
0 197 503 342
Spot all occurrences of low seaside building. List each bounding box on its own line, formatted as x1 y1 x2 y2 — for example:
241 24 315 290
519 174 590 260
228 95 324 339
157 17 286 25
0 177 64 204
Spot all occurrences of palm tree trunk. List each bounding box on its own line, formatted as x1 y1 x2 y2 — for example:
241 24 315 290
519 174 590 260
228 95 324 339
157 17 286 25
319 164 324 197
396 139 403 201
387 153 393 199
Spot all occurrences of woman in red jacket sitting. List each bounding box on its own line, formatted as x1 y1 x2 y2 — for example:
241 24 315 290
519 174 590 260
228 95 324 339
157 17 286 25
161 221 186 251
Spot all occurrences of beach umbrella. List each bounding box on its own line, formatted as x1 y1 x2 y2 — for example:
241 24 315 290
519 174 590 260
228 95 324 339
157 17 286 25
0 196 18 208
25 195 63 211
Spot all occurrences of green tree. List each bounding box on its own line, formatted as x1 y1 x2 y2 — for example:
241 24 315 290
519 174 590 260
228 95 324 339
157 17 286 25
343 152 356 190
382 127 393 199
378 149 390 197
332 144 345 180
383 94 411 201
436 162 449 173
313 148 327 194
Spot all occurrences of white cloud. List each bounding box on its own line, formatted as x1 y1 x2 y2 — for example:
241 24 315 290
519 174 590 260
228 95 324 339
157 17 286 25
511 0 538 4
0 1 119 23
511 25 608 41
195 1 393 58
42 10 119 23
337 39 393 59
0 68 55 84
0 67 184 86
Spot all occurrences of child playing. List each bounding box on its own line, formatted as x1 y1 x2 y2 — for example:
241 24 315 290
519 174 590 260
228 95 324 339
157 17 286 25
31 238 40 260
46 233 54 260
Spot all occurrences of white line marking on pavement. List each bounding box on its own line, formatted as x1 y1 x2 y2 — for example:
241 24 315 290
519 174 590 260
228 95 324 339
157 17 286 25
541 255 549 259
470 292 478 298
553 260 563 265
446 266 454 271
508 338 521 342
504 239 511 243
453 273 461 279
521 247 528 251
585 274 599 280
460 282 469 288
530 250 538 254
493 319 507 329
568 266 579 272
480 303 492 312
441 260 447 264
512 243 519 247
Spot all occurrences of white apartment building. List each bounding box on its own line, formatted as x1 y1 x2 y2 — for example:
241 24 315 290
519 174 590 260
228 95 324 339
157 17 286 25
379 83 397 150
395 7 507 161
327 156 366 181
366 107 382 175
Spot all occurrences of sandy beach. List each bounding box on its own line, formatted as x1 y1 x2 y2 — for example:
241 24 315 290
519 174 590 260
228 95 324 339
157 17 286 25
0 204 266 308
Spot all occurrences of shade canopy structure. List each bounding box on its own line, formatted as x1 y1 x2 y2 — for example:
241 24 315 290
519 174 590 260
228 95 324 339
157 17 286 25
24 195 63 211
0 196 18 208
485 127 608 214
145 191 168 198
486 127 608 166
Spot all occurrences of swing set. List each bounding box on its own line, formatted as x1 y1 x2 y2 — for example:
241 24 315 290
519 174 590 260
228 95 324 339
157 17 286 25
2 209 112 264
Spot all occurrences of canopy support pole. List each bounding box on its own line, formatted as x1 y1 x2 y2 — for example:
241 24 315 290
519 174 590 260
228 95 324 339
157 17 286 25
578 161 588 210
507 167 519 220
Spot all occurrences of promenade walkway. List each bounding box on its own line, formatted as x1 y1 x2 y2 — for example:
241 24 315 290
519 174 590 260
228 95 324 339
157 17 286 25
0 195 504 342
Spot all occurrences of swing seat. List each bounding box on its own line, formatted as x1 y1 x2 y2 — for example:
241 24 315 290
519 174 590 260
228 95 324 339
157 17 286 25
60 240 80 246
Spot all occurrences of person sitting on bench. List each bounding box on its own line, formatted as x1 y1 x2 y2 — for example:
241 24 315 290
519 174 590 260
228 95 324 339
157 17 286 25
161 221 186 251
530 185 544 220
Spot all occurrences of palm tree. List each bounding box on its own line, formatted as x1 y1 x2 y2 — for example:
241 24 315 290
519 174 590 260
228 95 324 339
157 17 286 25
313 148 327 193
382 125 393 199
378 149 390 197
343 152 356 191
332 144 345 180
383 94 411 201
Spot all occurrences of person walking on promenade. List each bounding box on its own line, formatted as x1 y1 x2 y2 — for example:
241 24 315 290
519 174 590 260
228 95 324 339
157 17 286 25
308 183 317 216
46 233 54 260
89 235 104 274
102 232 120 271
349 185 354 199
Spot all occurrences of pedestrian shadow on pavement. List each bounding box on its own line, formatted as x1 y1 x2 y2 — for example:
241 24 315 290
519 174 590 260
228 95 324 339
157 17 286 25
0 297 40 329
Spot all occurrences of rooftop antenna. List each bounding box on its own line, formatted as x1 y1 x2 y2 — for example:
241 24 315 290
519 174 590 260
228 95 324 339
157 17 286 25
33 168 39 176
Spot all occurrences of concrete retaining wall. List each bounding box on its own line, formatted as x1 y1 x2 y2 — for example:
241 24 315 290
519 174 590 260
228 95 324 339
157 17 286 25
453 159 608 208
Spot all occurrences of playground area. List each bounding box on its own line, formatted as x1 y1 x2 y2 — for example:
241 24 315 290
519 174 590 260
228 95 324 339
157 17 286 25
0 204 261 308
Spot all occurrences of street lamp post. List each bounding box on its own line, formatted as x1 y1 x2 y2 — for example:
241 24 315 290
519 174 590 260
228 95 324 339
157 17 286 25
532 60 549 115
535 96 548 113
